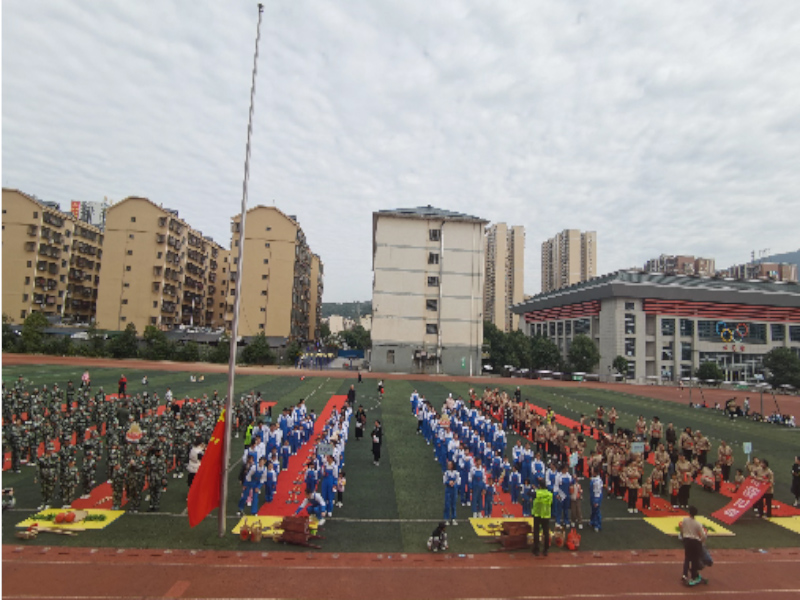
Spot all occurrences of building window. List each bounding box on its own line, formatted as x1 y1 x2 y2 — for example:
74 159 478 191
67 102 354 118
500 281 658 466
426 299 438 311
27 261 32 268
426 324 438 335
789 326 800 342
680 319 694 337
387 349 395 364
123 282 130 288
429 229 441 242
624 314 636 335
260 307 266 312
574 318 590 335
258 323 264 329
662 341 673 361
265 227 272 231
121 316 127 322
126 266 131 271
129 234 134 239
681 342 692 362
565 321 572 335
122 299 128 305
771 323 785 341
697 320 715 339
261 290 267 296
428 252 439 265
625 338 636 357
127 250 133 255
22 294 29 301
263 259 269 264
131 216 136 222
427 276 439 287
150 317 158 326
33 212 38 218
60 275 65 282
661 318 675 336
262 274 268 280
625 302 635 310
153 301 158 308
20 310 27 318
157 252 163 259
557 321 564 335
626 360 636 379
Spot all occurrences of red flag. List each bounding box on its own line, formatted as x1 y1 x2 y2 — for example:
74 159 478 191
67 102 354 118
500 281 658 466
711 476 769 525
187 410 226 527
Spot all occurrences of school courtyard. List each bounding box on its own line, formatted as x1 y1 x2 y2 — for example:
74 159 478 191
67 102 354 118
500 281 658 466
2 355 800 598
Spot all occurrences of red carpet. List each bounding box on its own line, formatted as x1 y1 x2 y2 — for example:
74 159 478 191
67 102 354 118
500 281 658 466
636 495 687 517
256 395 347 517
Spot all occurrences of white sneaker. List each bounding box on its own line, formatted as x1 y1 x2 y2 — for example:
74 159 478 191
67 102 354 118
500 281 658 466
473 513 478 518
318 518 326 526
578 524 583 529
451 520 458 526
633 509 639 514
628 508 634 513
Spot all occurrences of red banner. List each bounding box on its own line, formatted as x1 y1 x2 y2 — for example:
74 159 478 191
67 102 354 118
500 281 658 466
70 200 81 218
711 477 768 525
187 410 226 527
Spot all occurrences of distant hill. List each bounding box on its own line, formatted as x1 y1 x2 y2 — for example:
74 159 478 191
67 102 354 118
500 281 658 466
763 249 800 267
321 301 372 319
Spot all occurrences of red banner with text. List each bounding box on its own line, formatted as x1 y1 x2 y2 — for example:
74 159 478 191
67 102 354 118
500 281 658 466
711 477 768 525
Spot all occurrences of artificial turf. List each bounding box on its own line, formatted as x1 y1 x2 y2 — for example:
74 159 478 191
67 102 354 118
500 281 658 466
2 364 799 553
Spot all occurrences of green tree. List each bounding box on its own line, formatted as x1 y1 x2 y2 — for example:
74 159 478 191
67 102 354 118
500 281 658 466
87 323 108 357
2 314 18 352
107 323 139 359
612 355 629 377
42 334 73 356
20 311 49 353
206 335 233 364
696 361 724 382
285 340 303 366
483 321 508 369
175 341 201 363
763 347 800 388
241 332 275 365
567 334 601 373
141 325 176 360
340 325 371 350
530 335 562 371
320 321 331 342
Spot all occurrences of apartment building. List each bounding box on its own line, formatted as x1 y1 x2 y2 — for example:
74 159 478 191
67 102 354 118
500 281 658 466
644 254 716 277
227 206 321 341
484 223 525 332
309 254 323 341
2 188 103 324
541 229 596 293
96 197 223 331
371 206 487 375
725 262 798 283
513 271 800 383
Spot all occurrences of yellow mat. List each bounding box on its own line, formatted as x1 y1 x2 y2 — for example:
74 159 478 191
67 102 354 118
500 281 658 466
17 508 124 531
231 515 320 536
644 515 734 537
766 516 800 534
470 517 534 537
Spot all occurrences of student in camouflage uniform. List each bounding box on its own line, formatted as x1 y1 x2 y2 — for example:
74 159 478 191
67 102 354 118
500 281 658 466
6 418 23 473
107 440 121 482
36 445 59 510
148 447 168 512
81 451 97 498
125 445 146 512
61 457 79 508
110 463 126 510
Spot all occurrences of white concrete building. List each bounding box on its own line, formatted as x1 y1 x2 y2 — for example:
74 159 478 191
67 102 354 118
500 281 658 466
371 206 487 374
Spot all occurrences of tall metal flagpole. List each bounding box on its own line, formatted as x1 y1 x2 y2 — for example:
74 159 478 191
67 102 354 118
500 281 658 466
219 2 264 538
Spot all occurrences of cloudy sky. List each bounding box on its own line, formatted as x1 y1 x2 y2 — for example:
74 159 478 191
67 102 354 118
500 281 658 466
4 1 800 302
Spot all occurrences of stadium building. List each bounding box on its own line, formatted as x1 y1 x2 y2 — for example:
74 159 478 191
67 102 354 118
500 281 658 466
511 271 800 383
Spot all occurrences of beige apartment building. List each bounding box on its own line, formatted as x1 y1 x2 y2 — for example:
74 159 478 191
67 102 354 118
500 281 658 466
227 206 321 341
644 254 716 277
3 188 103 324
371 207 487 375
484 223 524 332
95 197 226 332
541 229 596 293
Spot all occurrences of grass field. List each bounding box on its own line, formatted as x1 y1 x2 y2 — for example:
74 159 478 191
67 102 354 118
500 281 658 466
3 363 799 553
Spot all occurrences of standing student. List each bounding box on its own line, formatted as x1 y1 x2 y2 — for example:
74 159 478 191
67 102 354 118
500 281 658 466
470 457 486 518
680 506 708 585
320 455 338 517
484 476 496 518
443 461 460 525
754 460 775 518
336 470 346 508
570 477 584 529
792 456 800 507
371 420 383 466
589 470 603 532
532 479 553 557
355 405 366 441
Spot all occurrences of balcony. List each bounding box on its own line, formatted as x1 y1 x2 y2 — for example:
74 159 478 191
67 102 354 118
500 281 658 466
156 233 166 244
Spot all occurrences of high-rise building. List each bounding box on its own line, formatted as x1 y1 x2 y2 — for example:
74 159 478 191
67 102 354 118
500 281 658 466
371 206 487 374
70 199 111 230
227 206 321 341
95 197 225 331
725 261 798 283
3 188 104 325
484 223 525 332
541 229 596 293
643 254 715 277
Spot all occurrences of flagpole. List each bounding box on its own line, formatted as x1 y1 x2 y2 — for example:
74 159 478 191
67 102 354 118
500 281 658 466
219 2 264 538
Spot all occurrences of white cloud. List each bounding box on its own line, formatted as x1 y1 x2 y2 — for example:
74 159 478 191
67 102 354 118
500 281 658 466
3 1 800 302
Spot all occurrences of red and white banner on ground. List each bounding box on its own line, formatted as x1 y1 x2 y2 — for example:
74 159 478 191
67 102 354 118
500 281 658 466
711 477 768 525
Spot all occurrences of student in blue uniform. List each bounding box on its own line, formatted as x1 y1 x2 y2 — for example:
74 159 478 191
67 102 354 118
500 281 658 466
264 461 277 503
295 491 327 525
470 457 486 518
509 465 522 504
501 457 512 494
279 439 291 471
320 455 338 518
237 456 267 516
555 463 573 527
443 460 461 525
521 478 534 517
484 475 496 518
590 469 604 532
304 461 318 493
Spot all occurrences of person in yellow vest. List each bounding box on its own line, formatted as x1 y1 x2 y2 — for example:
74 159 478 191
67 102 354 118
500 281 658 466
532 479 553 557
